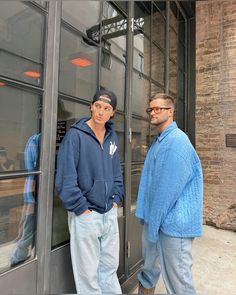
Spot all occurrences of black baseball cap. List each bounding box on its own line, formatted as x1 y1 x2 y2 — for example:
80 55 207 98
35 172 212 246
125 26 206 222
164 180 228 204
92 89 117 109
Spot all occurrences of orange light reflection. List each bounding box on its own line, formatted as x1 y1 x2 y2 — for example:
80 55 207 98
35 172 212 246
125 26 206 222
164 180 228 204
71 57 92 67
24 71 41 78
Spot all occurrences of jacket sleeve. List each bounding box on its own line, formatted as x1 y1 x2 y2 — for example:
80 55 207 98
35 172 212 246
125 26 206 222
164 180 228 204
112 136 124 205
55 131 88 215
148 149 192 242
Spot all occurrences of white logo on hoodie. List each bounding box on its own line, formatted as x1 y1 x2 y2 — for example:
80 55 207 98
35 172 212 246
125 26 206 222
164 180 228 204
109 141 117 157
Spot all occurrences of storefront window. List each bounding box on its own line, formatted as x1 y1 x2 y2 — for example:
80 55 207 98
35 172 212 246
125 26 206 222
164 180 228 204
0 2 45 86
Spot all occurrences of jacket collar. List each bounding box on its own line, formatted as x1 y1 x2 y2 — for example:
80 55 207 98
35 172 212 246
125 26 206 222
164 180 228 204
157 121 177 143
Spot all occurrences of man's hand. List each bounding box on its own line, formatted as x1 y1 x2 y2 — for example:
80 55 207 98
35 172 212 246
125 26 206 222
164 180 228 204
82 209 92 215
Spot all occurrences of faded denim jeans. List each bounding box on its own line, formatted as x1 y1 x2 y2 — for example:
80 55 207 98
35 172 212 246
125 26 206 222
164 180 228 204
68 207 121 294
138 223 196 294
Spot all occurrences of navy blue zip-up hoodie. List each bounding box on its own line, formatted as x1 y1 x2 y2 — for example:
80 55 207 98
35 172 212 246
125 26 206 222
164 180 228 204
55 117 124 215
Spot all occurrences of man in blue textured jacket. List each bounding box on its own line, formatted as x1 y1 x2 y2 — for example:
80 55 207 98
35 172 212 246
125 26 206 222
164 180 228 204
56 89 123 294
135 93 203 294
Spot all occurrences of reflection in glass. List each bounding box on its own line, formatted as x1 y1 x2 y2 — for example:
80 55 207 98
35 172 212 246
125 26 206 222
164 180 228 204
0 83 41 172
151 82 163 94
0 171 38 271
62 1 100 35
152 10 165 49
169 59 177 94
102 2 126 61
113 113 125 163
131 118 149 163
59 27 98 100
170 2 178 29
131 164 143 212
9 134 40 267
0 2 45 86
177 98 185 131
151 44 164 85
132 72 150 116
101 58 125 111
134 2 151 37
134 35 150 77
169 28 177 62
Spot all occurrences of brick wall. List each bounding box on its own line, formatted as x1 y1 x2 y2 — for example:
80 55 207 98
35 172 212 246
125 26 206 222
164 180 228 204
196 1 236 230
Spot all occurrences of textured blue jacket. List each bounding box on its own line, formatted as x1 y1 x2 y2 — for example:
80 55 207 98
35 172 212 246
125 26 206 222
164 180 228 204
55 117 123 215
135 122 203 242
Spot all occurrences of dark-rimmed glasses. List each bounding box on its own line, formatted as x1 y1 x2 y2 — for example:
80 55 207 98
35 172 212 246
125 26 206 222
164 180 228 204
146 106 171 114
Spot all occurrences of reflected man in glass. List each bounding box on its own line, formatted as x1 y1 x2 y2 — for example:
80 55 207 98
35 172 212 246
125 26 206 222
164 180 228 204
10 134 40 267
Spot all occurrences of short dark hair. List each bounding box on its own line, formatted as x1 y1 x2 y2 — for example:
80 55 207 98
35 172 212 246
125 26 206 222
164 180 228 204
149 92 175 109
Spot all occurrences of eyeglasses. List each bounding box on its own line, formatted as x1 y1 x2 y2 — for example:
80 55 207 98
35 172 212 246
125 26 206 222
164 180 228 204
93 102 113 112
146 106 171 114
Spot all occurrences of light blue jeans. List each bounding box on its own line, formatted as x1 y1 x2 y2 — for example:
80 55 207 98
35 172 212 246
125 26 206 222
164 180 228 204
68 207 121 294
138 223 196 294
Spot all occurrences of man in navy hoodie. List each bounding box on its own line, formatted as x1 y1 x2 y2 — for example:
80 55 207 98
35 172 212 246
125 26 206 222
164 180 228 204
56 89 123 294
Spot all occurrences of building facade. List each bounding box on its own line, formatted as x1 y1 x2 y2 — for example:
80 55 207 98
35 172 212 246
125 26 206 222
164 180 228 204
196 0 236 231
0 1 195 293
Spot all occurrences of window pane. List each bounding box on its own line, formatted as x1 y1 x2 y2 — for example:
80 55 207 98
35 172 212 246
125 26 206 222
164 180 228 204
62 1 100 35
151 44 165 85
101 57 125 111
113 113 125 163
169 59 177 94
177 98 185 131
170 2 178 29
0 2 45 86
132 72 150 116
131 163 143 212
151 82 164 94
131 118 149 162
134 35 150 77
152 8 165 49
179 13 185 44
34 1 47 8
0 82 41 172
102 2 126 61
0 176 38 272
134 2 151 37
59 26 98 100
178 43 185 72
169 28 177 62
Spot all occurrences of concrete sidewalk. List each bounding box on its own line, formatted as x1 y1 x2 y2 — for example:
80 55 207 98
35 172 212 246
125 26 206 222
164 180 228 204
133 225 236 295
